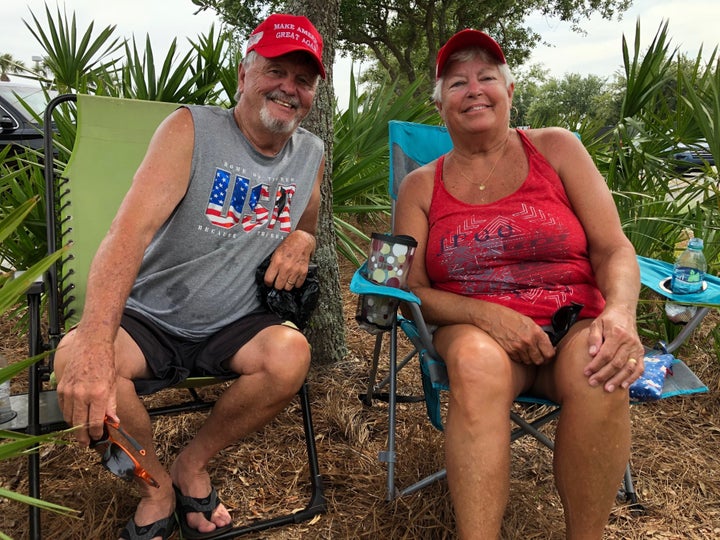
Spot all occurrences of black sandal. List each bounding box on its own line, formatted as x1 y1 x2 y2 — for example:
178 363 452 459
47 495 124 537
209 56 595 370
173 484 232 539
119 513 177 540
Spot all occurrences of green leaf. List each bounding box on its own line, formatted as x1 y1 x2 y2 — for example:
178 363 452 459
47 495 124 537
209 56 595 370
0 353 51 385
0 486 79 516
0 248 67 315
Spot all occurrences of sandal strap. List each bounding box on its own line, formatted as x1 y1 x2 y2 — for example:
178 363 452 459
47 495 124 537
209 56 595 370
174 485 220 518
119 514 176 540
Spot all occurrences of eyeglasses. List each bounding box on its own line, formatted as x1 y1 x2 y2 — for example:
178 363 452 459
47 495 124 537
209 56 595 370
546 302 584 346
90 416 159 489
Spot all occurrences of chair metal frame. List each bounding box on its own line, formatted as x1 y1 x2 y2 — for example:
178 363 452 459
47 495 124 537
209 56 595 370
8 93 326 539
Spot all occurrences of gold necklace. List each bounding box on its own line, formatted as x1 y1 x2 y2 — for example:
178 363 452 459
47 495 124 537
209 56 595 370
456 132 510 191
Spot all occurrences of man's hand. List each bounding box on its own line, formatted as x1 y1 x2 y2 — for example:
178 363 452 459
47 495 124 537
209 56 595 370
263 230 316 290
56 333 118 446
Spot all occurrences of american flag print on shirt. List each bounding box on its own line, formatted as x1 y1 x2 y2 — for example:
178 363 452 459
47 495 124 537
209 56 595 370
205 167 295 232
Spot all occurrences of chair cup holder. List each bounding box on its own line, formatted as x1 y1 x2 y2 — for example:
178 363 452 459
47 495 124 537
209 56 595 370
658 277 708 295
356 294 399 334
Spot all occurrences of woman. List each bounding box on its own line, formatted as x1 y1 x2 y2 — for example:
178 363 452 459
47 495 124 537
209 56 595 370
394 29 646 539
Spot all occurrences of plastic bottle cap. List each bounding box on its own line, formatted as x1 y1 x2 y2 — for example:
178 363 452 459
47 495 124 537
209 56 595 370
688 238 704 250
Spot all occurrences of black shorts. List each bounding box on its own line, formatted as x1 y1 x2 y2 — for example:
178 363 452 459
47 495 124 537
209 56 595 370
120 308 292 395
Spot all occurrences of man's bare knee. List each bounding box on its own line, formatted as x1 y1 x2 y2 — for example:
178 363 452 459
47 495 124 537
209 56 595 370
266 331 310 390
233 326 310 393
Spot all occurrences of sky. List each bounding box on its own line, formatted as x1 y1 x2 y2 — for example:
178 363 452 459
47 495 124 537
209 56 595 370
525 0 719 78
2 0 719 108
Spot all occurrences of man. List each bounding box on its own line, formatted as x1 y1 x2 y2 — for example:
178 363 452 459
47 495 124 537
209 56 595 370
54 13 326 540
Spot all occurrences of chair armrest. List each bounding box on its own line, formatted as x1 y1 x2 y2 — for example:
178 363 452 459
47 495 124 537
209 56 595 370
350 262 421 304
20 273 45 355
24 276 45 297
637 255 720 305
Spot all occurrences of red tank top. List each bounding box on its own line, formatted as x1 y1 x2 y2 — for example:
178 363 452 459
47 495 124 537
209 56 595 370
425 129 604 326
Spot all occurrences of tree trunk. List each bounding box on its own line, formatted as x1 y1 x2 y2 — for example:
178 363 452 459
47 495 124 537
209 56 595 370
289 0 347 364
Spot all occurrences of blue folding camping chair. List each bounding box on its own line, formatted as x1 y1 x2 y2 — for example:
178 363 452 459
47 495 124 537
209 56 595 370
350 120 710 506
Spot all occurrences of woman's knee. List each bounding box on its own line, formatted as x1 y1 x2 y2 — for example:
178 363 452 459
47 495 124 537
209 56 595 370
442 335 516 409
553 356 630 418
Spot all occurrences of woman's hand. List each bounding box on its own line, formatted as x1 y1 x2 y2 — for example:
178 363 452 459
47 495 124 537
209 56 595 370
479 304 556 365
583 306 645 392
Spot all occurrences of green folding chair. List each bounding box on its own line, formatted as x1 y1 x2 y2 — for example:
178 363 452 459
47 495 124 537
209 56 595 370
9 93 325 539
350 120 709 507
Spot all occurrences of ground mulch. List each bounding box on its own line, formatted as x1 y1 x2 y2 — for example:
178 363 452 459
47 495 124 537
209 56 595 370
1 264 719 539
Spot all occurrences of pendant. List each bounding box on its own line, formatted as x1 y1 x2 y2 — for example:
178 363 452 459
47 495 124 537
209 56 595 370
478 184 486 191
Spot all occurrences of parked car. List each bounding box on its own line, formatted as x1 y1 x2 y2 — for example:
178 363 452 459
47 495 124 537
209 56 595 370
669 140 715 171
0 81 57 153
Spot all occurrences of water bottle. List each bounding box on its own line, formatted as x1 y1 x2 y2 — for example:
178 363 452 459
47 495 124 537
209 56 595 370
0 353 17 424
665 237 707 323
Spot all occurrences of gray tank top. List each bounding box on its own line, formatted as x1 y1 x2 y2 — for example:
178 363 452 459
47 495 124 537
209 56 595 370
125 105 324 339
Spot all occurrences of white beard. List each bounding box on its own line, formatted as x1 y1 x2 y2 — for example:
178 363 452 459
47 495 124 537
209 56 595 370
260 102 300 135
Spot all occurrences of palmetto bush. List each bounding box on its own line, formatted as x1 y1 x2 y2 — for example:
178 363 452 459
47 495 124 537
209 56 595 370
576 22 720 345
332 72 440 264
0 198 75 540
586 21 720 268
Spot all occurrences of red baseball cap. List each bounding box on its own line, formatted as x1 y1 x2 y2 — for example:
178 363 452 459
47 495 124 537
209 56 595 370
246 14 326 79
436 29 506 79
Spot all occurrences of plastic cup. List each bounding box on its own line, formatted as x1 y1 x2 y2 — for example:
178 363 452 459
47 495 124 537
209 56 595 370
356 234 417 334
0 382 16 425
366 233 417 288
0 353 16 425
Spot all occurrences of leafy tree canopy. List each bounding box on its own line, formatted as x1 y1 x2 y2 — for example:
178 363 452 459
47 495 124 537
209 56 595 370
191 0 633 93
525 73 614 128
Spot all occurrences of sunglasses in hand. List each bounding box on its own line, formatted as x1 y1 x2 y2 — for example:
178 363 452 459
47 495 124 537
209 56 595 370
90 416 160 488
545 302 584 346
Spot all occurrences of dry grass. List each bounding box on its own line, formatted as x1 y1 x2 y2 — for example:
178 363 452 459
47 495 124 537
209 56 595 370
1 264 719 539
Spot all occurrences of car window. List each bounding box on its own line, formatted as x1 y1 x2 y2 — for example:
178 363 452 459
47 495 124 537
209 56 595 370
0 85 58 122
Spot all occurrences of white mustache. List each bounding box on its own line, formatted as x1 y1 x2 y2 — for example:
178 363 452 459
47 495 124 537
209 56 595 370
267 90 300 109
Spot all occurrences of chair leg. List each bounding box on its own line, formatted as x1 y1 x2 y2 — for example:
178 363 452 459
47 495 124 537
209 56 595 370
382 321 399 500
298 381 326 514
399 469 447 497
359 327 425 407
359 334 384 406
509 409 559 449
27 284 44 540
658 306 711 354
621 463 645 515
27 367 42 540
209 382 326 539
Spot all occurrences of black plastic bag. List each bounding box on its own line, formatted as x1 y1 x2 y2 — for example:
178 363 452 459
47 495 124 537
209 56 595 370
255 254 320 330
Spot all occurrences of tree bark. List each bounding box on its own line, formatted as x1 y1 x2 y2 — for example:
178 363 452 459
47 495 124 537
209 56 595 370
289 0 347 364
